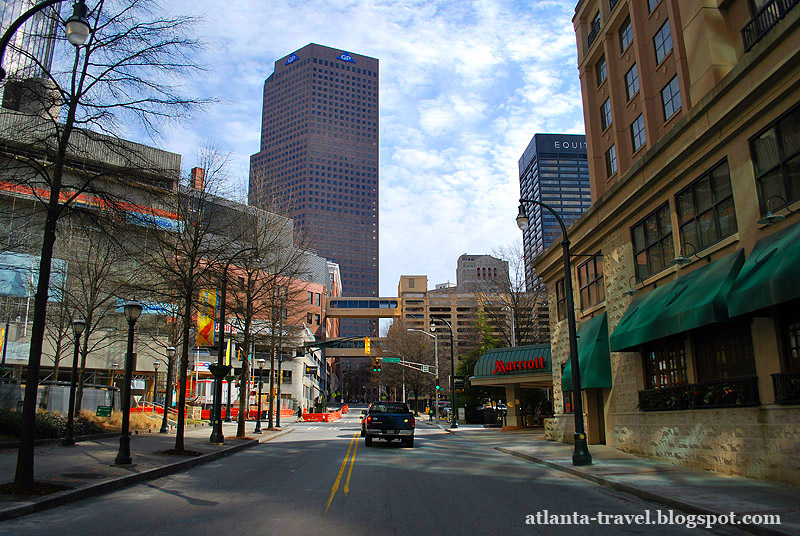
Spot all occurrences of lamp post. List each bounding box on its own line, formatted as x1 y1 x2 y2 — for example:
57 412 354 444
152 360 160 406
0 0 90 80
210 246 257 445
1 316 9 371
407 328 439 424
429 318 457 429
517 199 592 466
160 346 175 433
110 362 118 411
61 317 85 446
254 358 265 434
114 299 143 465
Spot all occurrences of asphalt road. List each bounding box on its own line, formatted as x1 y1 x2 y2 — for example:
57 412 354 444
0 405 749 536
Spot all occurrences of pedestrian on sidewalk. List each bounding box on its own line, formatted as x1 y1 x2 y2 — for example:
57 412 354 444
296 406 303 422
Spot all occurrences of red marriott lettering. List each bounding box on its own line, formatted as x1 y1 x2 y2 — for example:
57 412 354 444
493 357 546 374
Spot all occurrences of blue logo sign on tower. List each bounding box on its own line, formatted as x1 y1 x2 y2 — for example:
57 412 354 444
285 54 299 65
337 52 355 63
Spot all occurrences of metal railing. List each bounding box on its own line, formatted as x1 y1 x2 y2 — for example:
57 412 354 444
742 0 799 52
772 372 800 404
638 376 760 411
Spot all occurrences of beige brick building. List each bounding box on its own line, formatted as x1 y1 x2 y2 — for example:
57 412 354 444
532 0 800 485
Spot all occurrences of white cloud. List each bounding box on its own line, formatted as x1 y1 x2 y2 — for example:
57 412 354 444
140 0 584 296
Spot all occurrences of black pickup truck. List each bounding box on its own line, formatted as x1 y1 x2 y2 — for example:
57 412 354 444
362 402 415 448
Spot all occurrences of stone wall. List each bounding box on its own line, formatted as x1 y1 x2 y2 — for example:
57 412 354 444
614 407 800 486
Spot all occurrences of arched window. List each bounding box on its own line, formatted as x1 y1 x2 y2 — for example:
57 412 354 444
476 268 481 278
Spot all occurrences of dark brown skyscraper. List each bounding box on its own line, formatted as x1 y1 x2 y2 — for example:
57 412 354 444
249 43 379 337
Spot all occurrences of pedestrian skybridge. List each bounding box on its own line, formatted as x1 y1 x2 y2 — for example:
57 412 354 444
325 297 401 318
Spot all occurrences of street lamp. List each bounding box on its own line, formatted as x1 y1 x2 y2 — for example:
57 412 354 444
210 246 257 445
110 361 118 411
407 328 439 424
254 358 266 434
114 299 142 465
160 346 175 433
152 360 160 406
517 199 592 466
429 318 457 429
61 317 85 446
0 0 91 80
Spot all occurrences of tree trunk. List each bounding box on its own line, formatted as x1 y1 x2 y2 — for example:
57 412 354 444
14 207 59 490
236 332 250 438
174 296 192 452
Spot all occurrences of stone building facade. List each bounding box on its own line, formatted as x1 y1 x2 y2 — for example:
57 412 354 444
533 0 800 485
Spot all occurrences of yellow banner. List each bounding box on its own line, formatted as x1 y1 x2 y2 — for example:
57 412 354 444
225 339 231 366
196 289 217 347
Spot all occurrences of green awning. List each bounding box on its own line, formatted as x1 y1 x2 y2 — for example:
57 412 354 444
471 344 551 380
609 249 744 352
562 312 611 391
728 221 800 317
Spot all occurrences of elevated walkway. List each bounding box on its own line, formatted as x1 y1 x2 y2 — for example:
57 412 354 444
325 297 401 318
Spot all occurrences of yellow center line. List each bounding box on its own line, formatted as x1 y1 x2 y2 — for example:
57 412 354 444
343 432 359 495
324 431 358 514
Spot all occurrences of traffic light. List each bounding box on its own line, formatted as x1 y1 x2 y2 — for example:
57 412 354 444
364 336 371 354
372 357 381 372
435 377 440 390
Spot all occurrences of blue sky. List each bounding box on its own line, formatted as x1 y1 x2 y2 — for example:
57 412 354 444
160 0 586 297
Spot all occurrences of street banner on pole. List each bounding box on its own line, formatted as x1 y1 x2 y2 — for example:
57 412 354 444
196 289 217 347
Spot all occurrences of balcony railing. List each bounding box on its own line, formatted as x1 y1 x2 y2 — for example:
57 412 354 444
742 0 799 52
609 0 620 12
587 20 602 48
772 372 800 404
638 376 760 411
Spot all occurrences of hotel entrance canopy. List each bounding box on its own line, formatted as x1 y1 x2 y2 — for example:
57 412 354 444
470 345 552 389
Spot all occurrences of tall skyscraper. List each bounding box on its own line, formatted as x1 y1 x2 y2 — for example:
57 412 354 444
249 43 379 337
518 133 591 287
1 1 61 110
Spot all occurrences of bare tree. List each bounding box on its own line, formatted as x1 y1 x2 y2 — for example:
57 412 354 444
0 0 208 490
474 242 549 347
64 228 136 411
142 145 240 453
382 323 435 413
225 191 314 433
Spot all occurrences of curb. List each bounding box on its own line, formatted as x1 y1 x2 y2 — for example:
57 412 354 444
0 428 292 522
494 447 793 536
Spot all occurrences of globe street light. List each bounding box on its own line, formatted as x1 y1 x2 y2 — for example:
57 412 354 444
114 299 143 465
517 199 592 466
0 0 91 80
407 328 439 424
430 318 457 429
210 246 258 445
159 346 175 433
61 317 86 446
254 358 266 434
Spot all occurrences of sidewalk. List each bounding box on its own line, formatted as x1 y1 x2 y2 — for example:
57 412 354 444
438 425 800 536
0 421 292 520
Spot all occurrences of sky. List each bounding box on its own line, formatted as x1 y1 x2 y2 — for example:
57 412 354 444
158 0 586 298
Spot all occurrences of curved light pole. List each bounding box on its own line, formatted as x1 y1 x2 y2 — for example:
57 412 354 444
430 318 457 429
407 328 439 424
210 246 258 445
0 0 90 80
502 305 516 347
159 346 175 433
61 317 85 446
114 299 143 465
517 198 592 466
254 358 266 434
